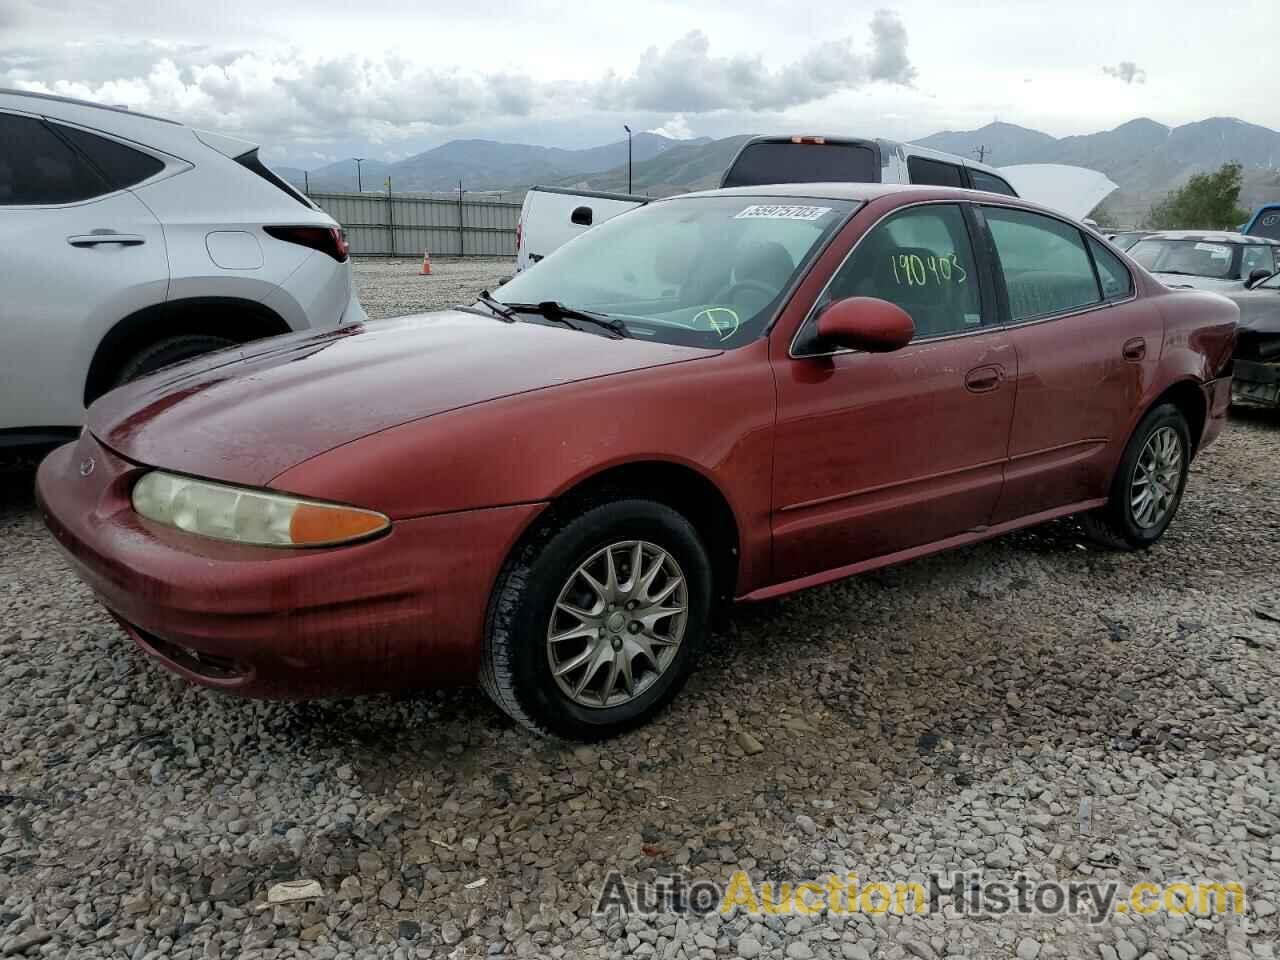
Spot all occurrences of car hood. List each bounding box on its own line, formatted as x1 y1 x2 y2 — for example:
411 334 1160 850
88 310 717 487
996 164 1118 221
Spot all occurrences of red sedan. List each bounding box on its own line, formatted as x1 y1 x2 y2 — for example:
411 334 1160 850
37 183 1237 739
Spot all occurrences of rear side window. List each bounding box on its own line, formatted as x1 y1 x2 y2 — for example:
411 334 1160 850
1087 236 1134 300
56 125 164 191
722 141 878 188
235 148 314 209
907 156 965 188
984 207 1101 320
0 113 108 205
969 169 1017 196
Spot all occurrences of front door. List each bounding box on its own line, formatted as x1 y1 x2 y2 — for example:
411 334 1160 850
770 201 1016 583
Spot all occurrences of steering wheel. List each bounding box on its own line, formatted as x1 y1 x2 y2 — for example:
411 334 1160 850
714 279 778 306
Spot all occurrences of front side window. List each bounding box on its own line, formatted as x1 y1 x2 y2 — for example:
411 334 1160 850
55 124 164 191
821 203 983 340
0 112 108 205
1088 236 1134 300
1241 245 1276 277
496 195 856 348
969 170 1017 197
1129 238 1235 279
907 156 965 188
984 207 1101 320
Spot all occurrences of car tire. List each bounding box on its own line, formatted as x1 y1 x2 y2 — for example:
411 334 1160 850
1081 403 1191 550
481 498 713 740
113 335 237 387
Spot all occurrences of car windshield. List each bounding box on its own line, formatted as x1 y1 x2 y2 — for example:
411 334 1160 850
1249 210 1280 241
1129 238 1236 279
1109 232 1146 251
494 195 857 348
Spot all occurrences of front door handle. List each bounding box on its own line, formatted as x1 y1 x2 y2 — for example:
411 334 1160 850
1122 337 1146 361
965 364 1003 393
67 232 146 247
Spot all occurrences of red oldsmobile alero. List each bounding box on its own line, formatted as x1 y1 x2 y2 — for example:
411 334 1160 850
37 183 1237 739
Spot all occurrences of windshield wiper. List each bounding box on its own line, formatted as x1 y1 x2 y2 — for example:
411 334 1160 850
471 290 517 322
502 300 629 339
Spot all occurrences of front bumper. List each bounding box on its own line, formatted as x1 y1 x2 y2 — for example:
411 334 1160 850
1231 359 1280 407
36 433 543 698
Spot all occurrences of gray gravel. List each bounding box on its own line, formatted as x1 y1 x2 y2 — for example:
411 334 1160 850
353 257 513 321
1 258 1278 958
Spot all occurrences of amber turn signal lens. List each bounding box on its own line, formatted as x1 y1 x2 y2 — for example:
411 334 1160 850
289 504 389 546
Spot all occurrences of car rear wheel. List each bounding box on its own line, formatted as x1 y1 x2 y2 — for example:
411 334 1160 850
1082 403 1191 550
112 335 236 387
481 499 712 740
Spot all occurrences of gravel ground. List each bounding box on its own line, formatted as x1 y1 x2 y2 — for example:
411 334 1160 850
1 258 1278 959
352 257 513 321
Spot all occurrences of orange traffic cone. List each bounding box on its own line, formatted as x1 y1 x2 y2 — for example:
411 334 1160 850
420 251 432 275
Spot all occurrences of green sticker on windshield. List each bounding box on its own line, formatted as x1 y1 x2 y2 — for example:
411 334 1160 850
735 204 832 221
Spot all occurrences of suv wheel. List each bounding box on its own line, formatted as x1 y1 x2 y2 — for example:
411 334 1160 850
112 335 236 387
481 499 712 740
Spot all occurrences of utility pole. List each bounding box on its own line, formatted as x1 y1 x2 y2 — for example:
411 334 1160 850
303 170 309 195
354 157 365 193
973 145 990 163
458 180 465 257
623 124 633 194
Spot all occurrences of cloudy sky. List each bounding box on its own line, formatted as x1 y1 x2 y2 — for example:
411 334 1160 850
2 0 1277 168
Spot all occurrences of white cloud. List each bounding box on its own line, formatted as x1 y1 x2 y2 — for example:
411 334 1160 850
0 11 913 151
648 114 694 139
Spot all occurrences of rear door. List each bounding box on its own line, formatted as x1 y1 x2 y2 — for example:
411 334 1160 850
0 111 169 430
770 200 1016 581
980 205 1162 522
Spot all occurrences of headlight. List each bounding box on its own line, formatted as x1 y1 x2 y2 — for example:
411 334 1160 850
131 471 389 548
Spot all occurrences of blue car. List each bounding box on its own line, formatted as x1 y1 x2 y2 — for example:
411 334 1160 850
1243 204 1280 241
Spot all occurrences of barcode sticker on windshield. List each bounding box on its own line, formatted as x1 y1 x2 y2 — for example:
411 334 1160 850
735 204 832 221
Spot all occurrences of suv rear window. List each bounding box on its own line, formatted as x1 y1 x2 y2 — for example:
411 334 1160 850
722 141 878 188
56 125 165 191
1249 210 1280 241
0 113 108 205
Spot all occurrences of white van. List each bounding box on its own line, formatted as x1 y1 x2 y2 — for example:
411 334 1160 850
513 135 1116 274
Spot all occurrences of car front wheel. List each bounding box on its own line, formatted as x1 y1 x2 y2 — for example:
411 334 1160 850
481 499 712 740
1082 402 1191 550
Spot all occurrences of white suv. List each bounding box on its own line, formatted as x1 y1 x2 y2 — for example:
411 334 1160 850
0 88 366 447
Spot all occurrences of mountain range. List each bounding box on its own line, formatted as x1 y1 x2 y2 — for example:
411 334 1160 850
280 117 1280 225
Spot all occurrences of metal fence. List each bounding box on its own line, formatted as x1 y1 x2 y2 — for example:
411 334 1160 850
309 191 520 257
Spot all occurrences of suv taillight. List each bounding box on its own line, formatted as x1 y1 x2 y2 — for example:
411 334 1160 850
264 225 349 262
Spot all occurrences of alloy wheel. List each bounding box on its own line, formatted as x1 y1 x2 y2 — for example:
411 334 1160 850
1130 425 1183 529
546 540 688 708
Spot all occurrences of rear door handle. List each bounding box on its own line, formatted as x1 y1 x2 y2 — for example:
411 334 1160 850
1122 337 1146 361
965 364 1003 393
67 232 145 247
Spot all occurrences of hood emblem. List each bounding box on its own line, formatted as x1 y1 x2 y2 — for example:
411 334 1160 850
79 457 96 477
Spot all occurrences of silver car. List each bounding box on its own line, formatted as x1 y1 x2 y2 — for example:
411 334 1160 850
0 89 365 447
1126 230 1280 292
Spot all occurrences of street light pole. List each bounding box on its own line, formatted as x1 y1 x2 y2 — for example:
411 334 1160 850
354 157 365 193
623 125 632 194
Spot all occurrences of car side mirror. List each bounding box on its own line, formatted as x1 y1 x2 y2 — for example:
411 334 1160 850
1246 268 1273 288
814 297 915 353
571 206 593 226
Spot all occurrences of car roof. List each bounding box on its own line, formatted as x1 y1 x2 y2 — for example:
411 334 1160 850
0 87 181 125
1135 230 1280 245
677 181 1055 212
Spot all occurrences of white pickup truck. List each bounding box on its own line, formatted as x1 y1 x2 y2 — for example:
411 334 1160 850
513 135 1116 272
